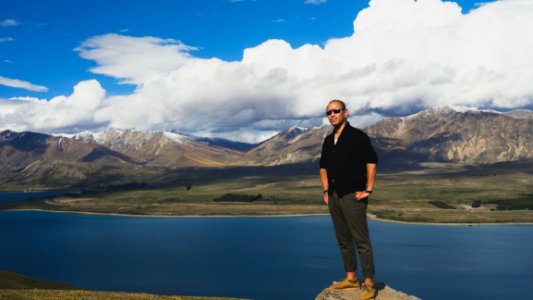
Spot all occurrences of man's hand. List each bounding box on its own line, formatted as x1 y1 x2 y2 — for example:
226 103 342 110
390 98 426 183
355 191 371 201
319 168 329 205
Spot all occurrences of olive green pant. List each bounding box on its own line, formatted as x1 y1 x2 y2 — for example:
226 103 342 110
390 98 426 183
328 191 375 278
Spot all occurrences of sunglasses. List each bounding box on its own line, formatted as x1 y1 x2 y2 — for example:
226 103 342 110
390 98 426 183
325 109 343 116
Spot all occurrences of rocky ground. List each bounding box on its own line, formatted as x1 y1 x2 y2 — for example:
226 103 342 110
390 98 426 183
315 282 420 300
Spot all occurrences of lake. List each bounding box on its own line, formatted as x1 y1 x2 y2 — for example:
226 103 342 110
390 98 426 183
0 210 532 300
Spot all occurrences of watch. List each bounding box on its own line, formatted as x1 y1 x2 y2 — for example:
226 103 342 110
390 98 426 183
364 189 373 194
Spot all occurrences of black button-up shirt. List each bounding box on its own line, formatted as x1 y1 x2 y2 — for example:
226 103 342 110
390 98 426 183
319 122 378 197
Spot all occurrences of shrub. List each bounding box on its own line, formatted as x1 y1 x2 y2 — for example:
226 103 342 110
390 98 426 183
212 193 263 203
471 200 482 208
429 201 455 209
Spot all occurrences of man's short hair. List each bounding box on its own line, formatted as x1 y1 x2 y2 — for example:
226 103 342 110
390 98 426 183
328 99 346 110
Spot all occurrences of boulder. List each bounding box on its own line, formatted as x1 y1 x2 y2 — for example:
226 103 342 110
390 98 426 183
315 282 420 300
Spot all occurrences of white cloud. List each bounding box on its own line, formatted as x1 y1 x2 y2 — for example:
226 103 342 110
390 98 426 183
305 0 328 5
0 37 14 43
0 19 20 27
0 75 48 92
75 34 197 85
0 80 105 132
2 0 533 142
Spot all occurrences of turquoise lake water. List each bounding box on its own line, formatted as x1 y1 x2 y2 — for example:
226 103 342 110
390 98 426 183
0 210 531 299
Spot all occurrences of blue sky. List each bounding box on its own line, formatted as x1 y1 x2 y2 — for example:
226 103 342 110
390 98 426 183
1 0 484 98
1 0 532 142
1 0 367 98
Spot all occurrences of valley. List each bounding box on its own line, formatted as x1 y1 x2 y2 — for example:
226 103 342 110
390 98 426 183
5 161 533 224
1 107 532 223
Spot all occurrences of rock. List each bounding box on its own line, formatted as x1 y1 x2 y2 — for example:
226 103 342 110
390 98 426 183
315 282 420 300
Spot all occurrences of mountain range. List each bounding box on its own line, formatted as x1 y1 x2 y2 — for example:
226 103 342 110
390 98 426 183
1 106 531 188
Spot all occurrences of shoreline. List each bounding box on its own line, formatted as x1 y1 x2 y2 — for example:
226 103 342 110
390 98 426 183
368 214 533 226
3 208 533 226
2 208 331 219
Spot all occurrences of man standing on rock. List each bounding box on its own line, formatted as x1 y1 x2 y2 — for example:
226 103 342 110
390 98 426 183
319 99 378 300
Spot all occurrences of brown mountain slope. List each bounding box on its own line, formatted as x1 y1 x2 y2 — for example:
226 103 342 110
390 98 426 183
365 107 533 163
1 107 531 188
73 129 250 168
243 107 532 165
0 130 138 172
245 126 330 166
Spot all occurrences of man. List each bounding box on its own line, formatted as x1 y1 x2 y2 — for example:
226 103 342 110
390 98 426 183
319 99 378 300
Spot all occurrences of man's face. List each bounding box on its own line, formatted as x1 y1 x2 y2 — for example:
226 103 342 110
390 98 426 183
326 102 347 126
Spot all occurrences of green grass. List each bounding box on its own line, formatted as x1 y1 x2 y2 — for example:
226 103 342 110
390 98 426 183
0 270 81 290
4 161 533 223
428 201 455 209
0 270 241 300
0 290 241 300
495 194 533 210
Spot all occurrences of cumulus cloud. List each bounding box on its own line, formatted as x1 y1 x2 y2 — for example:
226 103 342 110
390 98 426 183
75 34 197 85
0 75 48 92
0 80 105 132
1 0 533 142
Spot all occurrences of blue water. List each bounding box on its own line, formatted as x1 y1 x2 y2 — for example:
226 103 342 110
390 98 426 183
0 211 532 300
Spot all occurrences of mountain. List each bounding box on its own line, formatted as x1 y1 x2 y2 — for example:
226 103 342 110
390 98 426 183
238 107 532 165
70 128 249 168
365 107 532 163
0 130 138 172
504 109 533 119
245 126 330 165
0 130 145 188
191 136 255 152
1 107 531 188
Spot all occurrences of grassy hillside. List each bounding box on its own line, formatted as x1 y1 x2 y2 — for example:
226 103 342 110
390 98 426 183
0 270 81 290
0 290 240 300
0 270 241 300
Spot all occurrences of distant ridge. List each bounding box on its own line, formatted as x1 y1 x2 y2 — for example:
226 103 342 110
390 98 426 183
1 107 532 188
68 128 247 168
365 106 532 163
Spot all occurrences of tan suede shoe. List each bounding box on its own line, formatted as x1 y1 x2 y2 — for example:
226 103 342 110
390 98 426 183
329 278 361 290
360 284 377 300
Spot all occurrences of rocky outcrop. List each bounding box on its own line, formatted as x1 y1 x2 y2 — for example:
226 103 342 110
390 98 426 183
315 283 420 300
365 107 533 163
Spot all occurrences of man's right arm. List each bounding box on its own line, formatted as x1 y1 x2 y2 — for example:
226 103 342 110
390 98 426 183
320 168 329 205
